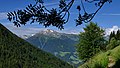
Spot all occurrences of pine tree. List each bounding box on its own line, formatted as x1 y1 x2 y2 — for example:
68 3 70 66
109 30 120 41
76 22 106 61
116 30 120 40
109 31 115 42
107 30 120 50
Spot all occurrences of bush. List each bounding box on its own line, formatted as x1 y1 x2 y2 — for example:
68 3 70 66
106 37 120 50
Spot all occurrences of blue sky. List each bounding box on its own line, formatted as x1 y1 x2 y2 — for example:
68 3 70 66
0 0 120 36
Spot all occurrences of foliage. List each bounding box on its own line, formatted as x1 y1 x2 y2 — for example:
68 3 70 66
107 30 120 50
0 23 74 68
76 22 106 61
109 31 115 41
116 30 120 40
109 30 120 41
79 52 108 68
106 37 120 50
78 29 120 68
79 45 120 68
7 0 112 29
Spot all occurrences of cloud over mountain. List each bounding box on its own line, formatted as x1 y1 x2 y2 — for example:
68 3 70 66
105 26 120 36
0 12 7 20
3 23 81 37
5 24 45 36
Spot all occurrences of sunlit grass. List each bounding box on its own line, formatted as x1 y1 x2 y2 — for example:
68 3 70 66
79 45 120 68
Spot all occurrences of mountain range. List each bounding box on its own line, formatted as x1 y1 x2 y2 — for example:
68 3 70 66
0 23 74 68
26 29 82 66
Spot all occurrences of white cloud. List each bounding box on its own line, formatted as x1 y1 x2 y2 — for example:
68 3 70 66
4 24 46 36
58 27 82 34
0 12 7 20
62 30 80 34
5 22 120 37
1 21 83 38
105 26 120 36
5 24 81 36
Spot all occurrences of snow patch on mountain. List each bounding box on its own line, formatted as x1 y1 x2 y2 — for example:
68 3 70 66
19 33 35 39
41 29 55 34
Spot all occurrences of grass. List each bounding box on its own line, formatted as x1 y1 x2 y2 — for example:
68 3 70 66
79 45 120 68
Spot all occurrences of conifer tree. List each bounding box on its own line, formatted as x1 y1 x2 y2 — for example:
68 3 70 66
107 30 120 50
116 30 120 40
109 31 115 41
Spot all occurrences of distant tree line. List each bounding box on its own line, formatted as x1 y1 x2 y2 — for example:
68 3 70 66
109 30 120 41
106 30 120 50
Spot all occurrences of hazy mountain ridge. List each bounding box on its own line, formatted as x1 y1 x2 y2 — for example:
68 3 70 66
0 23 74 68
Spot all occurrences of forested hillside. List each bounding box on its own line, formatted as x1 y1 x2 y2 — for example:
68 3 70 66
0 23 74 68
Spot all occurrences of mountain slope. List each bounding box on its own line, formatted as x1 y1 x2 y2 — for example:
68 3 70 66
26 29 81 66
0 23 74 68
79 45 120 68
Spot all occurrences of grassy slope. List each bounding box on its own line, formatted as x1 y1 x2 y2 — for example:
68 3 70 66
79 45 120 68
0 23 74 68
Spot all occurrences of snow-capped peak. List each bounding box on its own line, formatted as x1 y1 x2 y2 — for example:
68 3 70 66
39 29 57 35
43 29 54 33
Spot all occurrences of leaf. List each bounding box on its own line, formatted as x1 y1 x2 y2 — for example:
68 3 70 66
77 5 81 11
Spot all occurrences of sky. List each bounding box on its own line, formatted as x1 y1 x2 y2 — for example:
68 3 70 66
0 0 120 36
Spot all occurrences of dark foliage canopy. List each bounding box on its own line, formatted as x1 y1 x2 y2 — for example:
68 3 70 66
76 22 106 61
7 0 112 29
109 30 120 41
107 30 120 50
